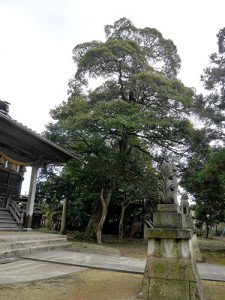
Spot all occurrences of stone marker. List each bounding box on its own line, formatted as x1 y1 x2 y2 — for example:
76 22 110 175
142 162 205 300
180 193 203 262
180 193 193 229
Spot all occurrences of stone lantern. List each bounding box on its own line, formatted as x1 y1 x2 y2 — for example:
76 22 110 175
142 162 205 300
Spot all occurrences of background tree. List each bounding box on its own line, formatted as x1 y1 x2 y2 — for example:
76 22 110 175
182 148 225 237
36 167 66 230
181 28 225 237
201 27 225 139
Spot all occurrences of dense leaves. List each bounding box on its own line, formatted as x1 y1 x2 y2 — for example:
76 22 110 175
42 18 206 242
181 28 225 236
182 149 225 237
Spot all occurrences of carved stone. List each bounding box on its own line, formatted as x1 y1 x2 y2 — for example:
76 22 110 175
157 161 178 204
142 162 205 300
180 193 190 215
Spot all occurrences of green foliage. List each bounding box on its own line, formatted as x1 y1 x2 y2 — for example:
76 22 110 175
201 27 225 133
182 149 225 231
41 18 205 238
180 27 225 236
104 17 181 77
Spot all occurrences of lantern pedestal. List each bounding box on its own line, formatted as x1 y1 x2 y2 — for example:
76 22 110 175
142 204 205 300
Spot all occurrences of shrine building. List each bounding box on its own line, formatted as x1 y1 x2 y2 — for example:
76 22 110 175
0 100 77 230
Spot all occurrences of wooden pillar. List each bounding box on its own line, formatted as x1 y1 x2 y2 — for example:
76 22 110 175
23 165 39 230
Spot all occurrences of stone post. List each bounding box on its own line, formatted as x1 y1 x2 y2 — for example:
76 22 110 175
17 166 26 201
23 165 39 230
180 193 203 262
142 162 205 300
180 193 192 229
60 197 68 235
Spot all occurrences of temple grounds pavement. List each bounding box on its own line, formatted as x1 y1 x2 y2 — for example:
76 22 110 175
0 249 225 285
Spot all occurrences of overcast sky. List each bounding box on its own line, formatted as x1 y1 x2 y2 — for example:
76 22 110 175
0 0 224 193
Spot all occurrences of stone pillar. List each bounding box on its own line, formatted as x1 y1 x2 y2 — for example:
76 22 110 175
23 165 39 230
180 194 203 262
142 204 205 300
60 197 68 235
17 166 26 201
180 194 192 229
191 233 203 263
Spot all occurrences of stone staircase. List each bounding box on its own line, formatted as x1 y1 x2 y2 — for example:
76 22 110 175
0 232 72 259
0 208 19 231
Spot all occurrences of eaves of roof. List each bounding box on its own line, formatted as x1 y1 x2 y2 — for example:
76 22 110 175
0 112 78 164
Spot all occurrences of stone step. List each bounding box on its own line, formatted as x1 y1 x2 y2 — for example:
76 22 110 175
0 223 22 234
0 238 70 251
0 233 71 258
0 217 14 221
0 218 17 223
0 210 11 216
0 216 12 220
0 227 20 231
0 242 72 258
0 233 68 242
0 212 13 217
0 209 18 230
0 222 18 228
0 217 14 222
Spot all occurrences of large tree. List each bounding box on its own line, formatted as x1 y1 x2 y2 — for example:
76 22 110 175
46 18 202 243
201 27 225 138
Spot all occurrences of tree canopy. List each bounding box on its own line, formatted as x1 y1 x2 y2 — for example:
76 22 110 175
43 18 206 243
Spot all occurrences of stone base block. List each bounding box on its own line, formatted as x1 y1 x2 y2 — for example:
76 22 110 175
191 234 203 262
157 204 180 213
154 211 183 228
183 215 194 229
143 277 189 300
143 276 203 300
144 257 200 281
143 256 205 300
143 228 205 300
146 228 191 240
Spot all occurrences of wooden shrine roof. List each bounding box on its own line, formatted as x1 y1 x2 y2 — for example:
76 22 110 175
0 112 77 165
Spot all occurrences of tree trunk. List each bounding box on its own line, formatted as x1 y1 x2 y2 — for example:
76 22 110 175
206 223 210 238
84 202 102 240
46 210 53 230
96 188 112 244
60 198 68 235
215 224 218 236
87 136 128 243
118 205 126 241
